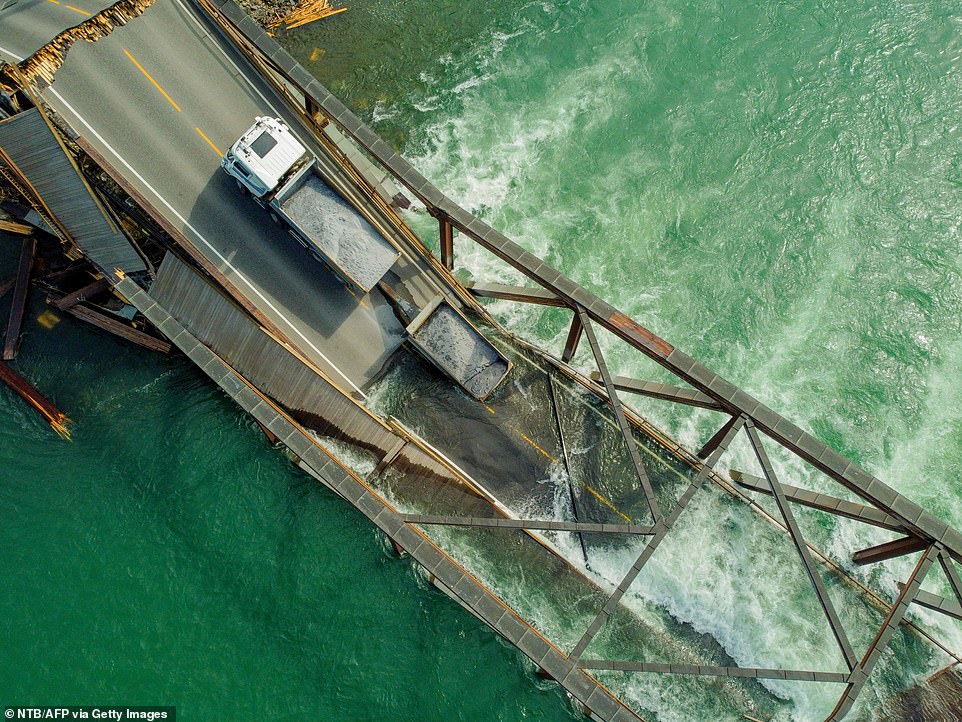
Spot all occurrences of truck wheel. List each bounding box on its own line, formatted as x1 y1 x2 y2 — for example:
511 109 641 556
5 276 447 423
235 179 249 196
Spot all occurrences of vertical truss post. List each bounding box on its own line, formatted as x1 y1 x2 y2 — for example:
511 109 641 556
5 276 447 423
745 421 857 672
938 549 962 605
697 413 741 460
439 216 454 271
561 310 583 363
578 308 660 523
568 415 746 661
826 545 937 721
305 94 319 120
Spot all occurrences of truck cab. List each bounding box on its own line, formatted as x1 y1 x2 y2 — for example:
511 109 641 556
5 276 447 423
222 116 307 199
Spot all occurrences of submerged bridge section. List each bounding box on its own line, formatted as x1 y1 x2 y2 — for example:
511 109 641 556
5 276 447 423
1 1 960 720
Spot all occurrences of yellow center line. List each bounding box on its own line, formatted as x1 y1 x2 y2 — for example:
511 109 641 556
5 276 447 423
123 49 182 112
516 430 557 463
63 3 90 14
195 127 222 157
580 482 633 523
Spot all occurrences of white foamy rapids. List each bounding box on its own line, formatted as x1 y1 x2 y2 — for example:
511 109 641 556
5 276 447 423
391 3 962 719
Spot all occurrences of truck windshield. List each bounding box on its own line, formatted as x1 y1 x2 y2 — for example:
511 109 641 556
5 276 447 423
249 131 278 158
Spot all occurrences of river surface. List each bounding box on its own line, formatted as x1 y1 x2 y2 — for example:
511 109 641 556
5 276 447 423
3 0 962 720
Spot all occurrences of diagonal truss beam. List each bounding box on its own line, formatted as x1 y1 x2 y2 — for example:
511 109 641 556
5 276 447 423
938 549 962 606
578 307 661 523
826 545 937 721
463 281 565 307
731 470 905 533
399 513 654 535
568 415 746 660
588 373 724 411
746 421 857 671
576 660 848 683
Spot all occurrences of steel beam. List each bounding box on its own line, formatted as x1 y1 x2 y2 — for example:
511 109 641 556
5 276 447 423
900 584 962 622
731 471 905 533
746 421 857 671
546 373 590 565
225 0 962 562
568 415 746 661
439 216 454 271
399 513 654 535
851 535 929 566
697 413 740 460
561 311 583 363
826 545 937 722
464 281 565 307
579 308 660 523
576 660 848 683
938 549 962 606
589 373 723 411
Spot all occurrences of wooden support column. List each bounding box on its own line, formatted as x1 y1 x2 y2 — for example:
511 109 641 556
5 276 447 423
439 216 454 271
3 235 35 360
561 311 583 363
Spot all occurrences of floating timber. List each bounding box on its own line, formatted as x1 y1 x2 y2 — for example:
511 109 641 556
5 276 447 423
47 292 170 353
0 360 69 438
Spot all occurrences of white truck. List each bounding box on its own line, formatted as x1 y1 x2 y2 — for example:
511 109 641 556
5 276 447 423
222 116 400 295
224 117 511 401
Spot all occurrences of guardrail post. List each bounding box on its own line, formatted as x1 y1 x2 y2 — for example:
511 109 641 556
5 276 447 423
439 216 454 271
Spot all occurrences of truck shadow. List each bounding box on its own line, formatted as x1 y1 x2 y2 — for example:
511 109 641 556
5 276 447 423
185 170 405 385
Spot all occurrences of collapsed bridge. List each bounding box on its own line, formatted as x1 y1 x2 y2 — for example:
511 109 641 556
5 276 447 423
0 0 960 719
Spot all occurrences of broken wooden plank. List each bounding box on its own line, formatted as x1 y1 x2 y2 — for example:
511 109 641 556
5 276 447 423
52 299 171 353
53 276 110 311
3 235 36 360
0 218 33 235
0 360 70 438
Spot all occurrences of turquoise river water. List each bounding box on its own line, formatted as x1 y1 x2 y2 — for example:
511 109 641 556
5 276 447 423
3 0 962 720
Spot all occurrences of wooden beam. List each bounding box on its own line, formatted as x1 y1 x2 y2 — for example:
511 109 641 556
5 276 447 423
0 218 32 235
0 360 69 438
851 535 929 566
731 470 905 533
53 276 111 311
591 373 723 411
3 235 35 360
463 281 564 307
55 300 171 353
